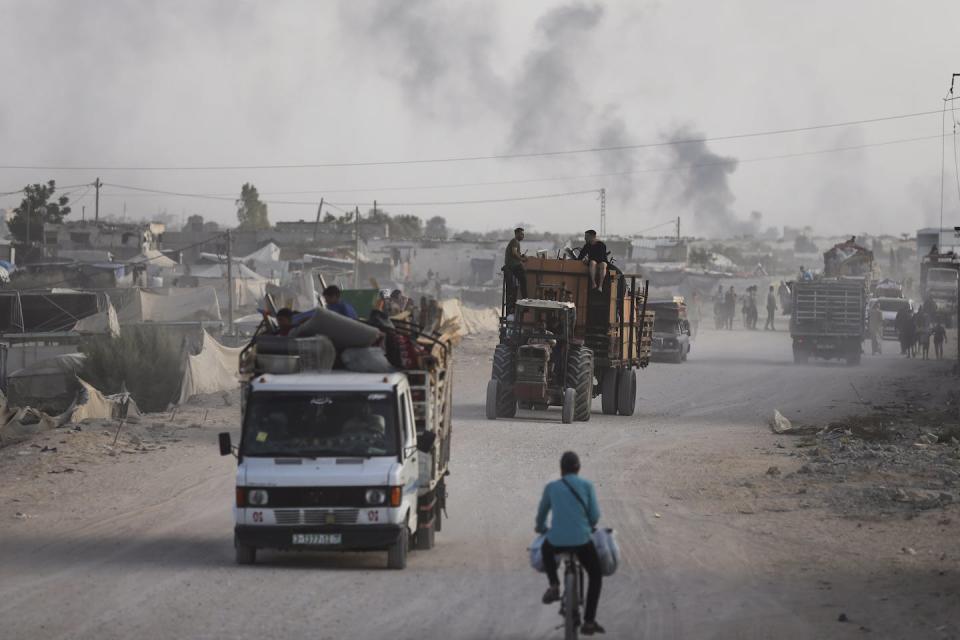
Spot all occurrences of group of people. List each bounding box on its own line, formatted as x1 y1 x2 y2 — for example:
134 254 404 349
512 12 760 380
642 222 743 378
712 284 779 331
882 304 949 360
505 228 611 303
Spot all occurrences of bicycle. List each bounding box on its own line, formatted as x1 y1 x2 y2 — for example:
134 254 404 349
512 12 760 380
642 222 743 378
557 550 585 640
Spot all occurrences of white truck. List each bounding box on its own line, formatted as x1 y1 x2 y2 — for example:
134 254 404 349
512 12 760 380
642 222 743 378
219 325 453 569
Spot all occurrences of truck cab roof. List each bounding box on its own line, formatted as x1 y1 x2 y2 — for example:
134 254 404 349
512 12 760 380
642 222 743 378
250 371 408 393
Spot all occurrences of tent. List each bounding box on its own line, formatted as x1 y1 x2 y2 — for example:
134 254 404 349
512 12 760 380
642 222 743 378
73 298 121 336
6 353 86 414
115 287 222 324
178 331 243 402
128 249 178 270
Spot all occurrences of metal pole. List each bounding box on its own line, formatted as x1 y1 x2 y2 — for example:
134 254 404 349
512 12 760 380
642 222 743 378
677 216 681 245
353 206 361 289
226 230 234 335
312 198 324 244
94 177 101 222
599 188 606 236
25 201 31 249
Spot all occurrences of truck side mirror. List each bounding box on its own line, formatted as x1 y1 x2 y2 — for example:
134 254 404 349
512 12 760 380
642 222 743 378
218 432 233 456
417 431 437 454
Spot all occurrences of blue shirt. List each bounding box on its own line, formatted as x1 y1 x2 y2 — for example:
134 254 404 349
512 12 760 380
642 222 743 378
327 301 358 320
535 474 600 547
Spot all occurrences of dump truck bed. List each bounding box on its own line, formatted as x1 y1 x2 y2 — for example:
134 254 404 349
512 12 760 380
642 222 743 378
790 280 865 337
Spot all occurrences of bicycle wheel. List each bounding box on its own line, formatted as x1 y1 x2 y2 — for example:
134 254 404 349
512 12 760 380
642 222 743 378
564 569 579 640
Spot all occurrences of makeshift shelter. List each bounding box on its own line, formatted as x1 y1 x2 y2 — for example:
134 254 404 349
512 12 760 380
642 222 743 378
190 263 276 309
73 298 121 336
115 287 222 324
128 249 178 270
178 331 243 402
7 353 85 414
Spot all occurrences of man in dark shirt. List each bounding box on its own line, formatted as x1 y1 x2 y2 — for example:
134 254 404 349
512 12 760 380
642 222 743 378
322 285 359 320
577 229 608 291
504 227 528 300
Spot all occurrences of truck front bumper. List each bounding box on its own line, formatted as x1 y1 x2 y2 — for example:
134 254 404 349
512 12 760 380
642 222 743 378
235 524 402 551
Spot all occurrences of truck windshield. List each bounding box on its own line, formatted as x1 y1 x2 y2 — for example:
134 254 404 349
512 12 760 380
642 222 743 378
929 269 958 285
878 299 909 312
242 392 398 458
653 318 677 333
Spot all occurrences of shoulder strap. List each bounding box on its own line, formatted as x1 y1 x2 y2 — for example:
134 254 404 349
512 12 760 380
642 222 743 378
561 477 589 517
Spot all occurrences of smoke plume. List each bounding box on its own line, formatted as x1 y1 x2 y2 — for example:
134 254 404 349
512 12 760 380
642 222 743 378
658 125 755 237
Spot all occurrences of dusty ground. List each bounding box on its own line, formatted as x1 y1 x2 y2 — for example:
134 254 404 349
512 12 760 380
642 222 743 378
0 328 958 640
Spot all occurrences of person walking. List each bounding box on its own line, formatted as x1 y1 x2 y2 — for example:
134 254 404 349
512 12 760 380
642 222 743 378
689 290 702 337
724 286 736 329
868 303 883 355
932 322 947 360
895 306 914 357
764 285 777 331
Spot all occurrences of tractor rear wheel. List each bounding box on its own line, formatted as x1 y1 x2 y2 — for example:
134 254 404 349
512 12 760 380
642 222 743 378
600 368 619 415
566 347 593 422
491 344 517 418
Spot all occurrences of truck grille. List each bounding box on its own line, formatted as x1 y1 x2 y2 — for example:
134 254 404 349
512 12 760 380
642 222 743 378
273 508 359 525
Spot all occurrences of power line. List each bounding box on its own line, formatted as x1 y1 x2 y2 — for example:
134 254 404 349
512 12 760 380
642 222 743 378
96 133 944 209
0 108 950 171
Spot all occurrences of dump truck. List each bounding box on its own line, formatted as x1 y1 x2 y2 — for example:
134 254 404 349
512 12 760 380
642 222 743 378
790 279 866 364
219 316 453 569
920 252 960 327
487 257 652 420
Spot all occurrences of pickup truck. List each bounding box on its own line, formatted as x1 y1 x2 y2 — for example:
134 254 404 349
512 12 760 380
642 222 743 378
219 324 452 569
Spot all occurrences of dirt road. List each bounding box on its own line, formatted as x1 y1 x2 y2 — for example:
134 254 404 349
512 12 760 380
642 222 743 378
1 329 957 639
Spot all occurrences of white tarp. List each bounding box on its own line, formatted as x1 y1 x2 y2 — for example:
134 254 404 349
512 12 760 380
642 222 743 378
128 249 178 269
245 242 282 263
437 299 499 338
178 331 242 402
73 298 121 336
115 287 222 324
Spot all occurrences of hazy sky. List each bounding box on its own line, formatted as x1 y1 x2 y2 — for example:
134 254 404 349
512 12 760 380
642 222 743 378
1 0 959 237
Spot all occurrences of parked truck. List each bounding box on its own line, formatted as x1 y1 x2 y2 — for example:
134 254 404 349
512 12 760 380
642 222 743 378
219 319 453 569
790 279 866 364
920 252 960 328
487 257 652 420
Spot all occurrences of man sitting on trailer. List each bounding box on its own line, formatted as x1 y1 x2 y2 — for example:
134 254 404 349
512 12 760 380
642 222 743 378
322 285 359 320
574 229 609 291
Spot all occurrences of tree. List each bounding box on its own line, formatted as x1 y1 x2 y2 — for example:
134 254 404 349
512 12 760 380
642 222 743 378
236 183 270 230
424 216 448 240
390 214 423 240
9 180 71 245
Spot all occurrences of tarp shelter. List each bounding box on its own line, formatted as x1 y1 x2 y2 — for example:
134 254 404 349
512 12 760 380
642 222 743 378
0 290 109 333
115 287 222 324
178 331 243 402
73 298 121 336
128 249 178 270
244 242 282 263
7 353 85 414
191 263 276 309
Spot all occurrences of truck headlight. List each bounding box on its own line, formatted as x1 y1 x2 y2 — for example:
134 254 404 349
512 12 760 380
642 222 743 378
365 489 387 505
248 489 269 506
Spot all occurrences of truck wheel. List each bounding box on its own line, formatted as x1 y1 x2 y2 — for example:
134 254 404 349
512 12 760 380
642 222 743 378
388 526 409 569
561 388 575 424
617 369 637 416
235 540 256 565
491 345 517 418
485 379 499 420
566 346 593 422
600 368 619 415
414 521 435 550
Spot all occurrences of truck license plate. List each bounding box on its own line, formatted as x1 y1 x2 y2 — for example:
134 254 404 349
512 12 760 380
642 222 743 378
292 533 341 545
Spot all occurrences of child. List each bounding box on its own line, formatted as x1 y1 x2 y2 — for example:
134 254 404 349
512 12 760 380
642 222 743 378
932 323 947 360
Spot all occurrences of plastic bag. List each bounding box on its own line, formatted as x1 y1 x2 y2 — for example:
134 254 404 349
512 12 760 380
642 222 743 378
341 347 396 373
528 534 546 573
592 528 619 577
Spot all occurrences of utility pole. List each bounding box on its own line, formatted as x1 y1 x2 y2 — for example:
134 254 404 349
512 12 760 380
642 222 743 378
226 230 234 335
677 216 681 245
599 188 606 236
25 201 31 249
312 198 324 244
94 177 101 223
353 206 361 289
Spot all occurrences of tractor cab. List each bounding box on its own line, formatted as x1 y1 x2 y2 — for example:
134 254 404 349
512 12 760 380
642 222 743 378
511 299 577 390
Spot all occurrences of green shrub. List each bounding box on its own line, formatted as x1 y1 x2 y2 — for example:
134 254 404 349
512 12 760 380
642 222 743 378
80 326 183 412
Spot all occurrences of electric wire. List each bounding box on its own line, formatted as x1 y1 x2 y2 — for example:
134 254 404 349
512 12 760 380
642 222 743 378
0 108 950 171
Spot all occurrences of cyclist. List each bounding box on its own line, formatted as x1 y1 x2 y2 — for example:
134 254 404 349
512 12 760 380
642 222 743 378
535 451 605 635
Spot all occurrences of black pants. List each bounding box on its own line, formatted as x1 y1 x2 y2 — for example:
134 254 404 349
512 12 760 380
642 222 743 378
765 308 775 330
506 264 528 300
542 539 602 623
